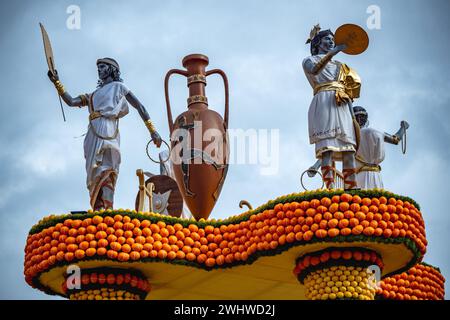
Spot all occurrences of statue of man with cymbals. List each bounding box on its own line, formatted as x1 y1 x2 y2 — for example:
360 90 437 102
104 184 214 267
302 24 368 190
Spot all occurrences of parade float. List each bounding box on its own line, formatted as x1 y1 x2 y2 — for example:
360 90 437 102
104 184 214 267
24 24 445 300
24 189 445 300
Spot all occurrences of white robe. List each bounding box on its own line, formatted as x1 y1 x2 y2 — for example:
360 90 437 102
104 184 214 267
302 55 356 160
84 81 130 205
356 127 385 189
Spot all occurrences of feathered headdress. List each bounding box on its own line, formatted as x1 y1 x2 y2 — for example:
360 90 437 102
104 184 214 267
305 24 321 44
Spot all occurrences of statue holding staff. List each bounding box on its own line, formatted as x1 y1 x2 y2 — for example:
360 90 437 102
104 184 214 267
302 24 365 190
353 106 409 189
47 58 162 210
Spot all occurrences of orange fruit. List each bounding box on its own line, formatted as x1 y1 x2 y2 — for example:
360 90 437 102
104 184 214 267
67 244 78 252
313 213 322 223
315 229 327 238
330 250 341 259
205 257 216 267
113 221 123 230
64 252 74 261
175 250 185 259
350 203 360 213
97 239 108 248
130 251 141 260
320 197 332 207
342 250 352 260
306 208 316 217
303 231 314 241
132 243 143 252
341 228 352 236
107 234 117 243
363 227 375 236
339 202 350 212
83 247 95 257
96 247 106 256
74 249 85 259
352 225 364 235
92 215 103 225
196 253 207 263
333 211 344 220
121 244 131 253
338 219 349 228
323 212 333 220
157 250 167 259
118 252 130 261
328 228 340 237
186 252 196 261
107 250 118 259
328 219 339 228
329 203 339 213
331 195 341 203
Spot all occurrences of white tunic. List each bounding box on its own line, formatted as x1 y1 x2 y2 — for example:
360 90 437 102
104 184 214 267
356 127 385 189
302 55 356 160
84 81 130 199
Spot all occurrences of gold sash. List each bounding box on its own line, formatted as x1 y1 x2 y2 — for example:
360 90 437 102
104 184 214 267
356 155 381 173
313 63 361 106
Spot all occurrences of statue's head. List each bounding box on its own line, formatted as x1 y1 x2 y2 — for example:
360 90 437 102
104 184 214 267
310 29 335 55
96 57 122 86
353 106 368 127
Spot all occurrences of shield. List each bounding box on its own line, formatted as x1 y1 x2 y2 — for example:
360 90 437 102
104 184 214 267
335 24 369 55
135 174 183 217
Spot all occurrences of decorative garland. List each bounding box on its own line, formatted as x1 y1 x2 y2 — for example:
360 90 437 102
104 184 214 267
294 247 383 283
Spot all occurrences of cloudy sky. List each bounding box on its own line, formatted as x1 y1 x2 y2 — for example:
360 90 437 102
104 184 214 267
1 0 449 299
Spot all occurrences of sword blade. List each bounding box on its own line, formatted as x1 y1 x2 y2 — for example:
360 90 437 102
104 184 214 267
40 23 66 122
39 23 56 73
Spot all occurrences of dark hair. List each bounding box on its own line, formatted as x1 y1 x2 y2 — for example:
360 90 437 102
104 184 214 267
353 106 368 127
310 29 334 55
97 65 123 87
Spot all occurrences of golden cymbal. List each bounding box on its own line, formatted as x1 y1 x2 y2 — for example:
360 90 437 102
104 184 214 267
335 24 369 55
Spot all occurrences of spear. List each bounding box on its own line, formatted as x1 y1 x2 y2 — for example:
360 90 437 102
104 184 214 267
39 23 66 122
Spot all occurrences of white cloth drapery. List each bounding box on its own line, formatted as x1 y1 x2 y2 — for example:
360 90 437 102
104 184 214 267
302 54 356 160
356 127 385 189
84 81 130 207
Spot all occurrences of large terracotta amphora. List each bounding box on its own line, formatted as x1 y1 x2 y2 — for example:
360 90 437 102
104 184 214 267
164 54 229 220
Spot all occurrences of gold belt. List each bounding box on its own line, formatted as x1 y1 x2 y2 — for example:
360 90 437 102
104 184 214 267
357 165 381 173
313 81 351 106
313 81 345 95
89 111 102 121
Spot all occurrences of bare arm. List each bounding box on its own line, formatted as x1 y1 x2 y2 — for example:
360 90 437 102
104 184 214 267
384 121 409 145
125 91 151 121
125 91 162 147
303 44 347 75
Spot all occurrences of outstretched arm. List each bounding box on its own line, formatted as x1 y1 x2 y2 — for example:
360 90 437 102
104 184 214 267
125 91 162 147
47 70 88 107
303 44 347 75
385 121 409 145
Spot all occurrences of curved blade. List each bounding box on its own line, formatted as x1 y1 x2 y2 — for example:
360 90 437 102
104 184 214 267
39 23 56 72
39 23 66 122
